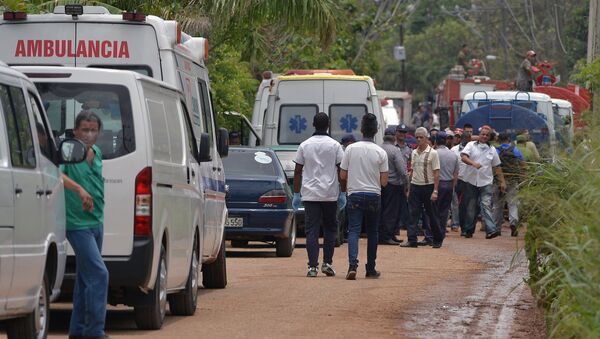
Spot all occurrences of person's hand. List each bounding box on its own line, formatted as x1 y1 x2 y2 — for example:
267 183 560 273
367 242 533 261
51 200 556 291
337 192 347 210
500 182 507 194
78 187 93 212
431 191 438 202
473 162 482 169
292 193 302 211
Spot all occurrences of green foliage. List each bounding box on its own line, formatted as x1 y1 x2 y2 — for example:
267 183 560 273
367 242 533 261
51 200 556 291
571 57 600 95
521 59 600 338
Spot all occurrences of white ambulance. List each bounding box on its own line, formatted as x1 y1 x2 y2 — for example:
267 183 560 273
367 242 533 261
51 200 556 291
0 5 228 328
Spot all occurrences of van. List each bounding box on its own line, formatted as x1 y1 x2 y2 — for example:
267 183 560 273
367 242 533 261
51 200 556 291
551 98 575 148
0 6 229 289
17 66 219 330
0 63 86 339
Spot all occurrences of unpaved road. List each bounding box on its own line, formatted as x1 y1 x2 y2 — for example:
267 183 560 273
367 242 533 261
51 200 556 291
9 224 545 339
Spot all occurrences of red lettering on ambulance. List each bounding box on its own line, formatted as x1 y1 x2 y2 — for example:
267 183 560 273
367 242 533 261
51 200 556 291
76 41 87 58
88 40 100 58
15 40 25 57
118 41 129 58
101 41 111 58
55 40 66 57
27 40 42 57
67 40 75 57
43 40 53 57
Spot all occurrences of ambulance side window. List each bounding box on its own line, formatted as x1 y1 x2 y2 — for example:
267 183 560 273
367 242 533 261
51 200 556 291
198 79 214 147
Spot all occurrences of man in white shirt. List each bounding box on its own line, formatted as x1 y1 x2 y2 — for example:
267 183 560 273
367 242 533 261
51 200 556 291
460 126 506 239
400 127 444 248
340 114 388 280
450 131 469 232
293 113 346 277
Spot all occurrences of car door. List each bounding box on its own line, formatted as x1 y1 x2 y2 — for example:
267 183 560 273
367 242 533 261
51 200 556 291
0 83 15 311
0 83 45 310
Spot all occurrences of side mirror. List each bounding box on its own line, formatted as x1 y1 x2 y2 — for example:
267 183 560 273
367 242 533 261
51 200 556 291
217 128 229 157
198 132 212 162
58 139 87 164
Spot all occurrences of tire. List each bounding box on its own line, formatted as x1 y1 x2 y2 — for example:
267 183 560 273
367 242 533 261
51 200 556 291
134 245 167 330
202 237 227 289
230 240 248 248
276 217 296 257
168 237 199 316
6 271 50 339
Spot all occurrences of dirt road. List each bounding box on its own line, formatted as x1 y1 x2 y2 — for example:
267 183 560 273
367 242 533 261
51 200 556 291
40 224 545 339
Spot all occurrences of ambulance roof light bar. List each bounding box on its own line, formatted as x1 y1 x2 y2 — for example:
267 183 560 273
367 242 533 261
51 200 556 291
284 69 355 76
3 11 27 21
122 10 146 22
64 4 84 20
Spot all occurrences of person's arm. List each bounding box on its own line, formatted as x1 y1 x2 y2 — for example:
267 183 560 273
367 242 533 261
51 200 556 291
62 173 93 211
337 165 346 193
495 166 506 192
431 169 439 201
340 169 348 186
380 172 389 187
461 154 481 169
293 163 303 193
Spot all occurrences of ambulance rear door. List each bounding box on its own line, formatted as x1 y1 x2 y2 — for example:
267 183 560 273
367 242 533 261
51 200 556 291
0 22 76 66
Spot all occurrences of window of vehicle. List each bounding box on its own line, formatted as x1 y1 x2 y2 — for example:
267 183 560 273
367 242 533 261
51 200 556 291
35 83 135 160
198 79 215 148
28 91 54 160
181 101 199 161
278 104 318 145
329 104 368 142
0 85 36 168
222 150 279 177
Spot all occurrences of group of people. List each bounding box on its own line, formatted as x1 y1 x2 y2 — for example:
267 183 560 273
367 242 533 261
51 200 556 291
293 112 537 280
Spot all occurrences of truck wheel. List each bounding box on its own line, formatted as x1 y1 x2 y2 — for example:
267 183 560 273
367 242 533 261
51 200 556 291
135 246 167 330
230 240 248 248
202 237 227 289
276 217 296 257
6 272 49 339
168 238 199 316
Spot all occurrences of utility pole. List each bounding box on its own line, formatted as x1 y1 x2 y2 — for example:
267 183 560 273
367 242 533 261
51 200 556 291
400 23 406 91
588 0 600 114
500 0 509 81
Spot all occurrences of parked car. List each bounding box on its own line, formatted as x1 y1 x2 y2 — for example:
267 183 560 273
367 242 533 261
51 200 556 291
18 65 221 330
223 147 296 257
0 63 86 339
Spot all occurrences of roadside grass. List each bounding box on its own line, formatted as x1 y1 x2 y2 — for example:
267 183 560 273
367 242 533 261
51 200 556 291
520 116 600 338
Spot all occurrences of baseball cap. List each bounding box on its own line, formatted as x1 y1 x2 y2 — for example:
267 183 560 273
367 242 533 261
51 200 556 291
396 124 408 133
454 128 463 136
384 127 396 136
435 132 448 144
527 50 537 57
445 130 455 137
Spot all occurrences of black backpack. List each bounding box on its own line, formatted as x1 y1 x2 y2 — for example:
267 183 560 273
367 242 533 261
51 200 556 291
498 145 522 176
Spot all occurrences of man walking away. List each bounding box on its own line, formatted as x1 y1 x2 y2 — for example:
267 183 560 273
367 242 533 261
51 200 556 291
340 114 388 280
61 111 109 339
434 132 459 236
460 126 507 239
379 127 408 245
293 112 346 277
400 127 444 249
495 133 524 236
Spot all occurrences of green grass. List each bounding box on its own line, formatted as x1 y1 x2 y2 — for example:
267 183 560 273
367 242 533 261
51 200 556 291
520 116 600 338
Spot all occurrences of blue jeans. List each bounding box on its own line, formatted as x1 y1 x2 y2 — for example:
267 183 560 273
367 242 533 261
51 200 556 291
347 192 380 272
463 183 497 235
304 201 338 267
66 225 109 337
437 180 455 237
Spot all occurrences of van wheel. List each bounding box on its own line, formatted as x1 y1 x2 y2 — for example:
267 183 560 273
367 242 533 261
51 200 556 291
276 217 296 257
6 272 50 339
230 240 248 248
168 238 199 316
202 237 227 289
134 246 167 330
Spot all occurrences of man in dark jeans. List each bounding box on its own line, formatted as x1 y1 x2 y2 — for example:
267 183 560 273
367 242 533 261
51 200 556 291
434 132 459 236
293 113 346 277
340 114 389 280
400 127 444 248
379 127 407 245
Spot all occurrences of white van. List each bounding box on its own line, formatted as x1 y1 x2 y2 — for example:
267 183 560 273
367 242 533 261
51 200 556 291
0 6 229 289
0 63 86 338
17 66 217 329
551 98 575 148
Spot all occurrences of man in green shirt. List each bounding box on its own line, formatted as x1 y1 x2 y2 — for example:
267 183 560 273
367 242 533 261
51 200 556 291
61 111 109 339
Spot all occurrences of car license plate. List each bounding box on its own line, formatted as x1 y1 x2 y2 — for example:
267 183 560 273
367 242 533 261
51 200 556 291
225 217 244 227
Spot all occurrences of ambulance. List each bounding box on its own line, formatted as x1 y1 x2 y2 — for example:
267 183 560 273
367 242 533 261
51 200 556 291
0 5 228 328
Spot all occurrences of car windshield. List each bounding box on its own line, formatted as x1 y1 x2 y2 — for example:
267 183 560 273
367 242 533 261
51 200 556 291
35 82 135 160
223 149 280 177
